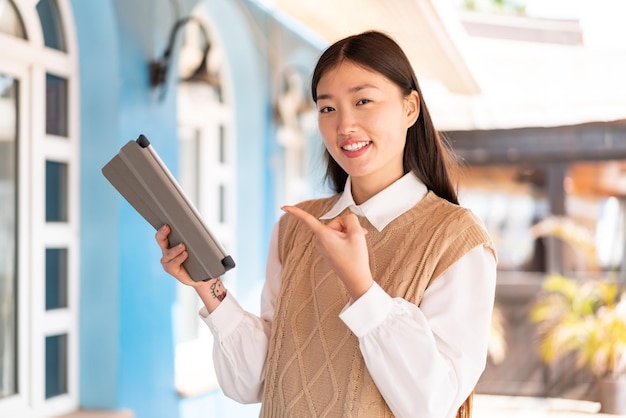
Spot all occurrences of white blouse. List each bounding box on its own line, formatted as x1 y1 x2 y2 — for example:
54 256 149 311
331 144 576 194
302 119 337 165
201 173 497 418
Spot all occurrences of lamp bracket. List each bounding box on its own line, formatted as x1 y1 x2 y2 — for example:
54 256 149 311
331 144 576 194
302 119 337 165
149 16 211 88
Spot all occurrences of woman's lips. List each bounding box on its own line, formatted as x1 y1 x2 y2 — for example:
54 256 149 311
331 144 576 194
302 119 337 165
340 141 371 157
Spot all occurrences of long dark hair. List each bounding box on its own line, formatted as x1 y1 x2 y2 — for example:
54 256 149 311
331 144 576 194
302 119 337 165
311 30 460 205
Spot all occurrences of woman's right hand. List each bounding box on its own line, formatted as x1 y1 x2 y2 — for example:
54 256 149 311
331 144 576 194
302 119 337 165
155 224 196 286
281 205 374 301
156 224 227 313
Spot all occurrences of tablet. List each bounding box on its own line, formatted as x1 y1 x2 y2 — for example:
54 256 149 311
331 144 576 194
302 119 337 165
101 134 235 281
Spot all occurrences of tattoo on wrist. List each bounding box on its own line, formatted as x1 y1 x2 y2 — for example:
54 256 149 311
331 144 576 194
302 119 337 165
209 278 227 302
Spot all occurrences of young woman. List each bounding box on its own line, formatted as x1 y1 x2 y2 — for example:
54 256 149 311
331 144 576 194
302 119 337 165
156 30 497 418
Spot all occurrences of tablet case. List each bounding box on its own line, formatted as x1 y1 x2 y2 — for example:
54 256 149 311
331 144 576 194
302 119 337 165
101 134 235 281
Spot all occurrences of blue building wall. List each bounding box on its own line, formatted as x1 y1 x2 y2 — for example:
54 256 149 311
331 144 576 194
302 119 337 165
73 0 184 415
72 0 121 410
72 0 324 417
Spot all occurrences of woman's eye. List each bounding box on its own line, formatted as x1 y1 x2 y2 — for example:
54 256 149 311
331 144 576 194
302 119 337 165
357 99 371 106
319 106 334 114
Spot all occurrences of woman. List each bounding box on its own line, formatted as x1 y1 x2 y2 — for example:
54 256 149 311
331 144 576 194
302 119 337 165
156 30 497 418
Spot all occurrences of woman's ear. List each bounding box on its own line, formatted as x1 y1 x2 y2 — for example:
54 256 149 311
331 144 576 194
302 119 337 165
405 90 420 127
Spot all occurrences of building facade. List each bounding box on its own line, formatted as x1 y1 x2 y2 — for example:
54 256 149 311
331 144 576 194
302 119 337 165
0 0 324 417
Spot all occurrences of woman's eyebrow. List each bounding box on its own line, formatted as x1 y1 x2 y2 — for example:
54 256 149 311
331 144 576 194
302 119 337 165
317 84 379 101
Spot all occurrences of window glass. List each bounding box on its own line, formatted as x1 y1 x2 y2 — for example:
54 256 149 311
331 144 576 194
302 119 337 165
46 248 68 310
0 0 26 39
218 184 225 224
45 73 68 137
0 73 17 399
218 125 225 163
36 0 65 51
45 334 68 398
179 128 201 206
45 161 68 222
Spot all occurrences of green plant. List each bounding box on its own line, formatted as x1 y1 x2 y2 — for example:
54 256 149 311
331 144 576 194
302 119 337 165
530 274 626 378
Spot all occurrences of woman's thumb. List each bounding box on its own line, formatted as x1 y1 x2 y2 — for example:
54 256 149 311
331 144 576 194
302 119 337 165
344 212 365 234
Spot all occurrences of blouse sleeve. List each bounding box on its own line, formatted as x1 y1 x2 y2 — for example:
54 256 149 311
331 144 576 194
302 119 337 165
199 223 282 403
339 244 497 418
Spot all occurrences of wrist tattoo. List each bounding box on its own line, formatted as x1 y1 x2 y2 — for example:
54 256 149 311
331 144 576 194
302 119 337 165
209 278 227 302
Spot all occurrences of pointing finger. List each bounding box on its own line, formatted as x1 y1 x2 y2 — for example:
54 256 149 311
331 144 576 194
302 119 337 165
281 205 324 233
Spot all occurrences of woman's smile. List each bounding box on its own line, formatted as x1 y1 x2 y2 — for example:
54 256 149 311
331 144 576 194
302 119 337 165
340 140 372 156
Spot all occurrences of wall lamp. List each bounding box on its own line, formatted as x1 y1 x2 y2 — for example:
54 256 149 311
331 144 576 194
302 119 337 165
149 16 221 96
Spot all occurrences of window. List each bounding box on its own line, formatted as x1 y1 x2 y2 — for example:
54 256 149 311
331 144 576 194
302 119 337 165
0 0 25 38
36 0 66 51
174 12 236 396
45 74 68 137
0 1 78 416
45 334 68 399
45 161 69 222
46 248 68 310
0 72 18 402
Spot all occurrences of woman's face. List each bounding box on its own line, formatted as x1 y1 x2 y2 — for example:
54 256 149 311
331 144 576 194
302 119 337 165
316 61 419 199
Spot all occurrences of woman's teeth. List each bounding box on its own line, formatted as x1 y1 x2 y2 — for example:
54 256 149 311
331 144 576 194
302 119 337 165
342 141 370 151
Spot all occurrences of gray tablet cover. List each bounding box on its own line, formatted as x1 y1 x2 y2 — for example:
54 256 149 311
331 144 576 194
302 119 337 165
101 134 235 281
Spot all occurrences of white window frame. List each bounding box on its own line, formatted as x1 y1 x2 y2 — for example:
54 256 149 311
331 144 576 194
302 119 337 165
0 1 79 417
0 49 32 418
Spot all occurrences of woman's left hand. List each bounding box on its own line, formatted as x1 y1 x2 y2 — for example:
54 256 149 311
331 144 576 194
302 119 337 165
281 205 374 300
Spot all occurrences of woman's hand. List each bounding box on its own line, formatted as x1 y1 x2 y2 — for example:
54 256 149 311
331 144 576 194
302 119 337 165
155 224 225 313
155 224 196 286
281 206 374 300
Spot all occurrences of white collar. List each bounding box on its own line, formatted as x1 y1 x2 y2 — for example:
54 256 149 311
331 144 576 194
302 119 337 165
320 172 428 232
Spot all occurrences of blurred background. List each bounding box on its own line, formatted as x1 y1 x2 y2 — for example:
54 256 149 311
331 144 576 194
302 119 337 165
1 0 625 417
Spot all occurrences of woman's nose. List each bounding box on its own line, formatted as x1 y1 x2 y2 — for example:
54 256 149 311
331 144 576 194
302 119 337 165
336 109 357 135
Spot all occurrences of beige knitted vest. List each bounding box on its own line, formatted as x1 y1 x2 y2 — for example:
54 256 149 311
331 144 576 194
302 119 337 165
260 191 496 418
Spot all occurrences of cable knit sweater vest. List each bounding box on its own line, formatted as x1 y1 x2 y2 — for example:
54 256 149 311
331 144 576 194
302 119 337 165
260 191 496 418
